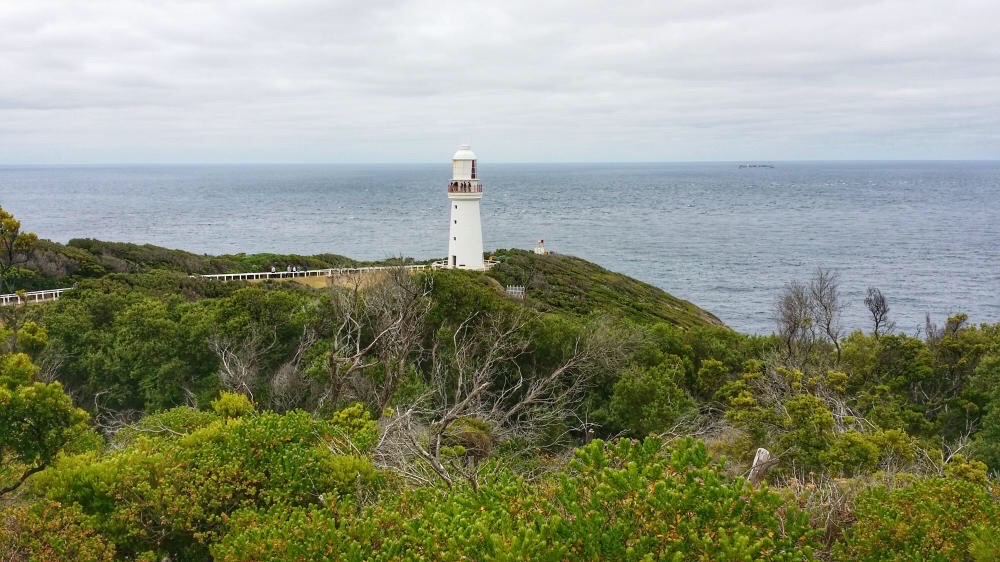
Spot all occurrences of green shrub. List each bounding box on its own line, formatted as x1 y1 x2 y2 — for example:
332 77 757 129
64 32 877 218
328 402 378 453
610 356 695 436
212 505 375 562
820 431 881 476
835 477 999 561
778 394 836 470
943 454 990 485
210 391 255 418
0 500 115 561
543 437 818 561
33 409 377 560
114 406 219 447
215 437 820 561
1 352 90 498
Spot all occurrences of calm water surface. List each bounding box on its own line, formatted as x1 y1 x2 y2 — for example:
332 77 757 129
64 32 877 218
1 161 997 334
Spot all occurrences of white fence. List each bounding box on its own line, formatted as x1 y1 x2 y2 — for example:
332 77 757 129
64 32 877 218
1 261 495 306
505 285 526 299
199 264 430 282
0 288 69 307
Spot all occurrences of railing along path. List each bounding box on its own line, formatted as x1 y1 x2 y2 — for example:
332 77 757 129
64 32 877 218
0 288 69 306
1 261 495 306
199 264 431 282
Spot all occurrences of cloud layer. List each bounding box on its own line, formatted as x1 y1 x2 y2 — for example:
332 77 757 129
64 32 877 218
2 0 998 162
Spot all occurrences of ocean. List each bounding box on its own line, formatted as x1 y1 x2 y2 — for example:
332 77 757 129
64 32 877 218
1 161 997 335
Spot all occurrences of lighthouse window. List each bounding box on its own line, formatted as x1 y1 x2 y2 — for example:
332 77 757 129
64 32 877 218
453 236 456 240
454 204 457 209
453 220 457 224
471 161 477 179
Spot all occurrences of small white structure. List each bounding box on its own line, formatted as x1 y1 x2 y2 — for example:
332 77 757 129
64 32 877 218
748 447 772 485
505 285 525 299
446 145 485 270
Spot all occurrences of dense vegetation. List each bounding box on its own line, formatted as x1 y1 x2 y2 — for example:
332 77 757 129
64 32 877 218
488 249 723 328
2 205 998 561
12 236 426 292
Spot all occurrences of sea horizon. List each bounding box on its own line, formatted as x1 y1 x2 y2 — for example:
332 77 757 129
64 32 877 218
3 158 999 168
2 160 998 335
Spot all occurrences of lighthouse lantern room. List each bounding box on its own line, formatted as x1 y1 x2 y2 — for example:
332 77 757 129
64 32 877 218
446 145 485 270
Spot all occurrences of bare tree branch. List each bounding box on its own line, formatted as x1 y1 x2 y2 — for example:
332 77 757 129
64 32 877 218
864 286 895 339
268 326 320 412
374 311 629 491
208 324 278 401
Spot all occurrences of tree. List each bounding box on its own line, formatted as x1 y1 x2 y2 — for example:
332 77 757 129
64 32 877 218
1 303 46 358
209 323 278 401
609 355 695 436
0 352 89 497
863 286 894 340
809 268 844 363
0 205 38 294
315 268 432 412
360 267 433 412
970 350 1000 469
775 268 844 366
695 358 730 400
208 286 311 405
376 312 624 490
775 280 815 365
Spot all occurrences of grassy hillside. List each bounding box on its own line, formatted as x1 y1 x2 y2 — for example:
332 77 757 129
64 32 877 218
14 239 723 330
17 239 431 290
488 248 724 329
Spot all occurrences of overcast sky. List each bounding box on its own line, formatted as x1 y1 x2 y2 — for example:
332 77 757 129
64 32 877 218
2 0 998 163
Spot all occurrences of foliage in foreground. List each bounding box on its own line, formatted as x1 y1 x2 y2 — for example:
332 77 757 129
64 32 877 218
212 437 819 561
6 405 998 561
1 352 90 498
835 476 999 561
0 500 116 561
27 401 377 560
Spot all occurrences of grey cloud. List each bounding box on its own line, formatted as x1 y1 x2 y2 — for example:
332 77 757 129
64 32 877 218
1 0 998 162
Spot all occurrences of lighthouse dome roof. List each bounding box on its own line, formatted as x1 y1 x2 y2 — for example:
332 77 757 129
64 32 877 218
452 145 477 161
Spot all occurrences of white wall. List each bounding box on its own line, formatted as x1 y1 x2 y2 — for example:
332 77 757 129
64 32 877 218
447 197 484 269
452 159 473 180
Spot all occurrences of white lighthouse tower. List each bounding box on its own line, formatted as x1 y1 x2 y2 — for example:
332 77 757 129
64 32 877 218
446 144 485 270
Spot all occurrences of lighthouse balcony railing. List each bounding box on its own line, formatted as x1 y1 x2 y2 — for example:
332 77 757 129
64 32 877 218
447 181 482 194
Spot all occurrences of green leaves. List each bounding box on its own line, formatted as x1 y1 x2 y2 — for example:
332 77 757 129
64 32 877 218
34 407 378 559
214 436 819 562
547 435 817 559
835 477 999 561
0 205 39 293
610 356 695 436
0 351 39 388
211 391 256 418
0 500 115 561
0 352 90 497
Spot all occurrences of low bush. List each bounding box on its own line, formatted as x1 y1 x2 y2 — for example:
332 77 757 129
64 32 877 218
834 477 999 561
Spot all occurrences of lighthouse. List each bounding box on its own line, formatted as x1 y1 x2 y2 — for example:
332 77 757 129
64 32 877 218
446 144 485 270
